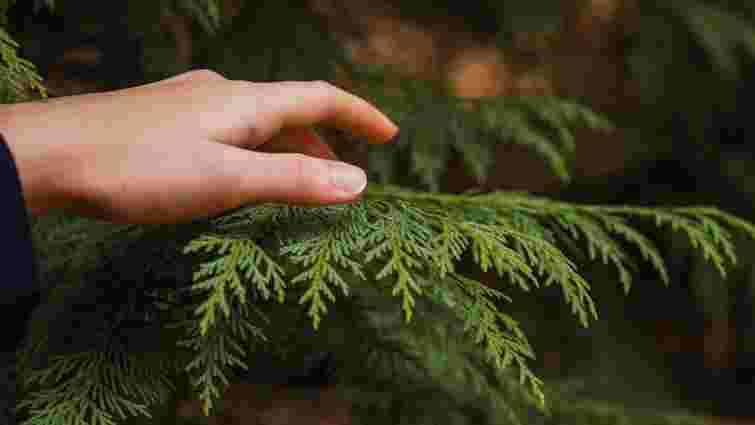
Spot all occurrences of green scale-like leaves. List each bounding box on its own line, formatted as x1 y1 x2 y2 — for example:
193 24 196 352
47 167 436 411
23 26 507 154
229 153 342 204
169 186 755 417
19 187 755 424
183 236 286 336
18 350 174 425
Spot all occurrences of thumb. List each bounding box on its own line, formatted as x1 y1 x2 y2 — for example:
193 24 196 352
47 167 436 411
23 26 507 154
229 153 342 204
232 149 368 205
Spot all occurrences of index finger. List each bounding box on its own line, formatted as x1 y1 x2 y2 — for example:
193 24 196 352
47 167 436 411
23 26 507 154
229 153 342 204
236 80 399 145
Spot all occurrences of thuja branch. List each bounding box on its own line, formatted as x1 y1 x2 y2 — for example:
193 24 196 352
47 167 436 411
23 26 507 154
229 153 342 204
366 185 755 283
22 183 754 423
178 185 755 415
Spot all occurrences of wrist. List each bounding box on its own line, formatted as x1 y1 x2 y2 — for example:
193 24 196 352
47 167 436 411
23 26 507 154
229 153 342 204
0 101 80 216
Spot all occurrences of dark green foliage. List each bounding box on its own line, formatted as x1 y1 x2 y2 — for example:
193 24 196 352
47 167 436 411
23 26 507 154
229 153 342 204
624 0 755 159
352 66 613 190
198 0 341 83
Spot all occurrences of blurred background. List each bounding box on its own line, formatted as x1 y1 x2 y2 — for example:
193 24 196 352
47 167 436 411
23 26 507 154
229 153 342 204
7 0 755 424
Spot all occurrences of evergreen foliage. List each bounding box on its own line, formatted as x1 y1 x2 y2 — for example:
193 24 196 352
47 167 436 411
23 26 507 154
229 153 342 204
628 0 755 151
351 68 614 190
0 25 45 102
17 185 755 424
3 1 755 424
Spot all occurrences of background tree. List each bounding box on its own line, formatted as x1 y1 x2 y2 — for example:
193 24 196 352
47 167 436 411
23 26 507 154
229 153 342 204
3 1 755 424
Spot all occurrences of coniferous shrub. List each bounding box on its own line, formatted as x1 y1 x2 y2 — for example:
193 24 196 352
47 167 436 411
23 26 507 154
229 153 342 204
3 1 755 424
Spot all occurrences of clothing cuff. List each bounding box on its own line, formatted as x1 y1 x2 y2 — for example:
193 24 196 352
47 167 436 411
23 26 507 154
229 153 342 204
0 132 39 296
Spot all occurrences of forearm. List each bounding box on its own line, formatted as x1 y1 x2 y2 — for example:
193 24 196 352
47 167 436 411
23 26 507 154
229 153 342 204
0 101 84 216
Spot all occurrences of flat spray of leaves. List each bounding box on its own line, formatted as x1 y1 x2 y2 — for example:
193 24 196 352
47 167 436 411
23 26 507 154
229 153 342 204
18 350 174 425
0 28 46 102
175 186 755 417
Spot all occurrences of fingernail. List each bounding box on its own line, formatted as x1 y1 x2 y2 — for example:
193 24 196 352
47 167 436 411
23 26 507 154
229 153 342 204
328 161 367 195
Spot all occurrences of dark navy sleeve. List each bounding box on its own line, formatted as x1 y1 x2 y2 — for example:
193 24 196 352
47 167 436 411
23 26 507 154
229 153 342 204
0 132 41 424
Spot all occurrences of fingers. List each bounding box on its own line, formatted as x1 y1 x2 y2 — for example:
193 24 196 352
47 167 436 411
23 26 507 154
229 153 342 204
257 127 338 160
224 146 368 205
237 80 399 146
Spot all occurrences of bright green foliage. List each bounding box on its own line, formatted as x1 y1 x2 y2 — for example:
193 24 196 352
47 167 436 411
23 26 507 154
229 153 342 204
173 294 269 416
450 273 543 404
336 281 544 425
183 236 286 336
18 185 755 424
279 204 369 328
149 187 755 418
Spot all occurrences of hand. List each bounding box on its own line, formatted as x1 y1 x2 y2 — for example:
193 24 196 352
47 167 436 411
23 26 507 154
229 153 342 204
0 70 398 224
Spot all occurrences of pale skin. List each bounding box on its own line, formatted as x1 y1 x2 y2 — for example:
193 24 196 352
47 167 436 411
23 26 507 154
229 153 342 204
0 69 399 224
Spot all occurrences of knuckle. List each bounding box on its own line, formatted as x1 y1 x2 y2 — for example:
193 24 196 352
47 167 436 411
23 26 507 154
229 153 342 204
244 121 268 143
224 119 267 145
189 68 225 81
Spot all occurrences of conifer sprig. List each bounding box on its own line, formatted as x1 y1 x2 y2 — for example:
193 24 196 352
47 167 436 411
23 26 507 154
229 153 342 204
177 185 754 416
371 186 755 287
182 235 286 336
450 273 545 407
17 350 174 425
0 28 46 102
21 183 754 424
173 294 268 416
279 202 371 328
364 200 437 322
341 279 548 424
